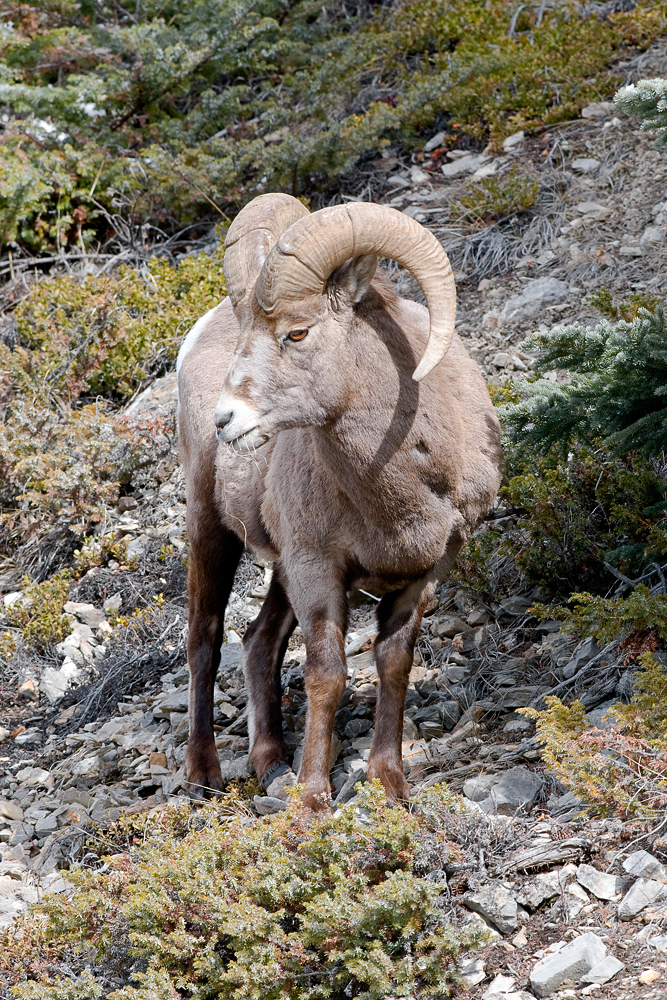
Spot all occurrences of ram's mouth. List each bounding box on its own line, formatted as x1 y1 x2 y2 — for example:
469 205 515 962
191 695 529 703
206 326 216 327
222 427 270 453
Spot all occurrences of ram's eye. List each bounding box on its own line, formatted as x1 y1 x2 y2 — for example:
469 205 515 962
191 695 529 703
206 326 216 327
287 328 309 342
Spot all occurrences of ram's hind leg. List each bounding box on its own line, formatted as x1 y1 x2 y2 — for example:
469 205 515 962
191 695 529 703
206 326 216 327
244 565 297 788
367 577 436 803
186 523 243 798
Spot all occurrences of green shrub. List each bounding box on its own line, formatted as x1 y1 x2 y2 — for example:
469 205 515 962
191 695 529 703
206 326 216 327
454 166 539 223
0 570 71 654
1 783 481 1000
499 300 667 459
13 245 227 400
615 76 667 148
0 248 219 563
1 1 665 248
457 447 667 599
521 653 667 818
530 585 667 646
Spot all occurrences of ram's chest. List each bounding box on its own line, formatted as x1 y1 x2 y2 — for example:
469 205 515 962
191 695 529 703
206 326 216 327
261 444 457 580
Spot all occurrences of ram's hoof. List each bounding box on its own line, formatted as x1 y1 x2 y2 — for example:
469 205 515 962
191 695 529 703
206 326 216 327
185 745 224 799
368 765 411 805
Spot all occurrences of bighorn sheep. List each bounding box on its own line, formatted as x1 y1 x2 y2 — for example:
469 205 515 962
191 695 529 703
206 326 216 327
177 194 502 809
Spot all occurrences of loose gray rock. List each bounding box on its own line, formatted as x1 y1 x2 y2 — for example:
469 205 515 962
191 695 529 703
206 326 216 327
498 595 534 616
423 131 445 152
500 279 569 324
640 225 666 244
517 870 567 911
463 884 518 934
580 955 624 984
219 757 249 783
124 371 178 416
40 660 83 703
618 877 667 920
441 153 488 177
459 956 486 987
253 795 287 815
530 932 607 997
499 686 549 709
580 102 613 118
463 774 498 802
265 769 297 800
492 352 512 368
435 616 469 638
503 717 531 733
563 637 600 679
0 801 23 822
482 973 516 998
576 863 626 901
63 601 106 629
571 157 600 172
153 687 190 717
481 766 544 816
623 850 667 881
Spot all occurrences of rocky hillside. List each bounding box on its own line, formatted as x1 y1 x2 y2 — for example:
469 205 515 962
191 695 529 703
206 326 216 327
0 30 667 1000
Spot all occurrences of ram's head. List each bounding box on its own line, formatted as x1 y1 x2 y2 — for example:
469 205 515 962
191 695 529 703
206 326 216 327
214 195 457 452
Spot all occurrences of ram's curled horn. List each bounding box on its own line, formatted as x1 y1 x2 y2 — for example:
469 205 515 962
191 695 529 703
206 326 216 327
223 193 310 310
254 203 457 381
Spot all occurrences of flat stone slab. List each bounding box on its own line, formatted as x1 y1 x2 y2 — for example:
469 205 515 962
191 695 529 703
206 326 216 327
501 278 569 324
618 877 667 920
623 850 667 881
581 955 624 984
253 796 287 815
463 884 518 935
576 863 626 900
530 932 607 997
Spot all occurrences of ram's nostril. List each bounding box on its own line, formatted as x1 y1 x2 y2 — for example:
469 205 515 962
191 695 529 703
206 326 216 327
215 409 233 430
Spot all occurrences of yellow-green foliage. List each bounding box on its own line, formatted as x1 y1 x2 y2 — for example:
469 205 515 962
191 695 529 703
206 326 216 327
2 784 480 1000
455 167 539 222
612 652 667 743
1 571 70 653
1 2 666 247
530 585 667 645
522 654 667 818
14 245 227 400
0 249 222 552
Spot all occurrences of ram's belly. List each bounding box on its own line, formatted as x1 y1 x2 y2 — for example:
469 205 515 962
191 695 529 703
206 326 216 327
340 512 454 589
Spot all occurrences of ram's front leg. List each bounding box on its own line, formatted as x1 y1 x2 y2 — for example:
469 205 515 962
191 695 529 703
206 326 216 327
288 566 347 811
186 523 243 797
367 576 436 803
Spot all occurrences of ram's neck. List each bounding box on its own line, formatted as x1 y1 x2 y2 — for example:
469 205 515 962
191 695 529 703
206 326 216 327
313 317 450 520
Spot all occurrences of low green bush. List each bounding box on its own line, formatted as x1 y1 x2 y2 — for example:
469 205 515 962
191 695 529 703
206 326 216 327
499 299 667 459
13 244 227 400
457 447 667 599
454 166 539 223
1 1 665 248
0 570 71 655
530 585 667 647
522 653 667 818
1 783 481 1000
0 249 221 567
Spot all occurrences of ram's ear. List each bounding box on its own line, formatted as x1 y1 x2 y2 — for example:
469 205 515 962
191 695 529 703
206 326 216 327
327 254 377 308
